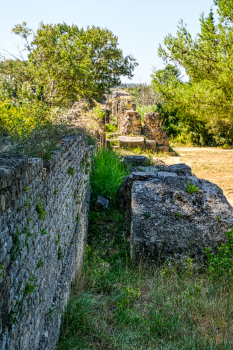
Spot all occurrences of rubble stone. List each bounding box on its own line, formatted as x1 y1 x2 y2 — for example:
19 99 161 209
96 196 109 210
144 111 169 146
120 109 142 135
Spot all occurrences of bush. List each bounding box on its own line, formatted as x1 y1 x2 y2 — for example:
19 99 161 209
205 227 233 279
91 148 129 201
92 105 105 119
136 104 158 123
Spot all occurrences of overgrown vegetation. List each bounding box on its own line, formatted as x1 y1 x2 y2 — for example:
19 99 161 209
0 22 138 158
90 148 130 202
58 148 233 350
150 1 233 147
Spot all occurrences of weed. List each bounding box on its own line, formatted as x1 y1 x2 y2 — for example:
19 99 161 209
56 234 61 246
67 166 75 176
187 180 199 194
106 123 117 133
25 197 31 208
36 198 47 220
40 228 48 235
25 186 31 193
175 211 183 218
143 212 151 219
0 264 3 278
205 227 233 279
37 258 44 268
58 246 64 260
54 189 59 195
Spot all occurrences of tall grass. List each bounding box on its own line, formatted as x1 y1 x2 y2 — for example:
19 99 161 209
59 202 233 350
136 104 158 123
91 147 130 201
58 149 233 350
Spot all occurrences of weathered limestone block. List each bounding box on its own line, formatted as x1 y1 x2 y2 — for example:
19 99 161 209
118 163 233 263
118 136 145 149
145 140 157 151
120 110 142 135
144 111 169 146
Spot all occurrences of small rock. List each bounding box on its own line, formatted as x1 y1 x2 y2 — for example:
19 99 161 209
123 155 148 166
96 195 109 210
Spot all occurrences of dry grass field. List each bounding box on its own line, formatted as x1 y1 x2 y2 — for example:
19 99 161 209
161 147 233 206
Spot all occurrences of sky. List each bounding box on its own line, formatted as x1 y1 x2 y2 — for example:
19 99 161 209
0 0 214 84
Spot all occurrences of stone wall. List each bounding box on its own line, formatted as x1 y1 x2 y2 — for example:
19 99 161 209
144 112 169 147
120 110 142 135
0 134 93 350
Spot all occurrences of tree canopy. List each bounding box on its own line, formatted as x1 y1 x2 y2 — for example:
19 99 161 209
0 22 138 105
151 2 233 141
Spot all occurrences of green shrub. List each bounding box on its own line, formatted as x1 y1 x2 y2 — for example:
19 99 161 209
106 123 117 132
205 227 233 278
92 105 105 119
91 148 129 201
187 180 199 194
136 104 158 123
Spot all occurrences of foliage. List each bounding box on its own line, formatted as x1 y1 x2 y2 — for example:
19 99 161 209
127 84 161 106
205 227 233 278
152 4 233 145
91 147 130 201
187 180 199 194
6 22 138 105
105 123 117 132
92 105 104 119
36 197 47 220
58 190 233 349
136 104 158 123
67 167 75 176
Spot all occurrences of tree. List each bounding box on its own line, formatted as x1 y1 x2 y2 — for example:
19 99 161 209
3 22 138 105
152 3 233 143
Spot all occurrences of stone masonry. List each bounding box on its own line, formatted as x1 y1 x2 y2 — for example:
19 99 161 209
120 109 142 135
0 134 93 350
144 111 169 150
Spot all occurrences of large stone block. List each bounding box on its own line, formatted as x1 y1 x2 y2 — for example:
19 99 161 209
118 136 145 149
118 163 233 263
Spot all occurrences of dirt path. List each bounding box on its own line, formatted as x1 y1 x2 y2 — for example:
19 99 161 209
158 147 233 206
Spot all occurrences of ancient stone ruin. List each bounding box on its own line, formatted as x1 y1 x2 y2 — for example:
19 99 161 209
144 111 170 152
104 91 173 154
118 163 233 263
120 109 141 135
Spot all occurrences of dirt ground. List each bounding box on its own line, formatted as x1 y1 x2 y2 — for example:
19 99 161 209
159 147 233 206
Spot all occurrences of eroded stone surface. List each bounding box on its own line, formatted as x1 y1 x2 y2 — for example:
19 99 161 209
144 111 169 146
0 135 92 350
120 109 142 135
118 136 145 149
118 163 233 263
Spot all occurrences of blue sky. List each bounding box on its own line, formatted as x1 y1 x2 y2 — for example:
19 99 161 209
0 0 214 83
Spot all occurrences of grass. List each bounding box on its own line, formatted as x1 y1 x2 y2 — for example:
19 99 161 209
58 148 233 350
91 147 130 201
0 100 87 160
136 104 158 124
